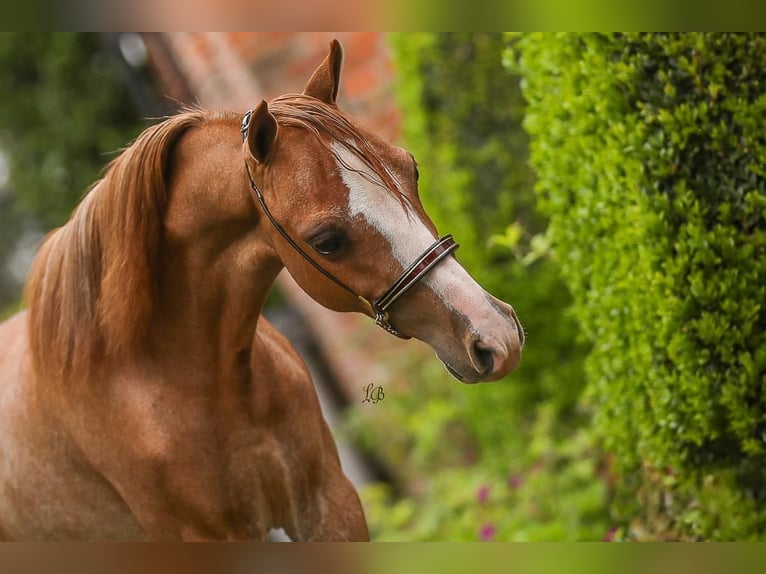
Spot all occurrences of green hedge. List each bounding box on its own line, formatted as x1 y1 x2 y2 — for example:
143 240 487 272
512 33 766 539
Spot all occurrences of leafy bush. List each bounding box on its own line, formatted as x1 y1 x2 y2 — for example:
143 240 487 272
512 32 766 539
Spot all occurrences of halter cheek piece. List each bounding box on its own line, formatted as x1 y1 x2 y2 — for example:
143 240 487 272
241 109 458 340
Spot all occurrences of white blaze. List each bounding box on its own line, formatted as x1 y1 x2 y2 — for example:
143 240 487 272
332 142 482 306
333 142 433 267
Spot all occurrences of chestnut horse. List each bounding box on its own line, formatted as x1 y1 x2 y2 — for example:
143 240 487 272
0 40 523 541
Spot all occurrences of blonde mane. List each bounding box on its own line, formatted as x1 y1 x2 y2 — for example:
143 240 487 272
25 110 209 381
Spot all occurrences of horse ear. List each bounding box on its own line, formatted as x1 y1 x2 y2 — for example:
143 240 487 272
303 39 344 105
246 99 278 163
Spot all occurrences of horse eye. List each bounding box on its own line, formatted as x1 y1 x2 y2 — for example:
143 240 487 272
310 232 343 256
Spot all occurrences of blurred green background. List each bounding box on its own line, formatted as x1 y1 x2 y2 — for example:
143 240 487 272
1 33 764 541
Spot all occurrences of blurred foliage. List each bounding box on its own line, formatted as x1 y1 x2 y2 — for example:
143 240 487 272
511 32 766 539
349 33 604 541
0 297 23 322
361 402 610 541
0 33 144 228
0 33 143 312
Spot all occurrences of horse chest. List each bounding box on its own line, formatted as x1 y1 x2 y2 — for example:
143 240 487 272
82 363 329 540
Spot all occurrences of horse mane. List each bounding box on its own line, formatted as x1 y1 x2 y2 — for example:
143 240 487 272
25 109 210 381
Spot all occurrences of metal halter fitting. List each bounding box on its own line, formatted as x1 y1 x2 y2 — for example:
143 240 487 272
241 109 458 339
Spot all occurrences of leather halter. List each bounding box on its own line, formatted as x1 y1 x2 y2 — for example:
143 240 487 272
241 109 458 339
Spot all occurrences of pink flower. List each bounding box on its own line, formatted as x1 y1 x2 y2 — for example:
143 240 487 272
479 523 496 541
603 526 619 542
507 473 523 489
476 484 490 504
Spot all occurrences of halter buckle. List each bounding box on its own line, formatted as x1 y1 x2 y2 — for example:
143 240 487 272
374 310 411 340
241 109 253 142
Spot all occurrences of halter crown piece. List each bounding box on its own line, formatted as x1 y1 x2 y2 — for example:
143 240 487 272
241 109 459 340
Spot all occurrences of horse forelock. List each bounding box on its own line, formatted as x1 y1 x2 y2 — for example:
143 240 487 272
25 110 209 382
269 94 411 210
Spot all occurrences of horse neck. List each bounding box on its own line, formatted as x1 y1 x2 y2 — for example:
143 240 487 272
148 122 282 384
153 246 281 380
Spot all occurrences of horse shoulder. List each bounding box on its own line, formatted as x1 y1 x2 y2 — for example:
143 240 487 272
0 311 29 390
0 311 34 477
251 318 368 540
0 312 30 499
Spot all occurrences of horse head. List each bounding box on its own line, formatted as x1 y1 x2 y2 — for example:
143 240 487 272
242 40 524 383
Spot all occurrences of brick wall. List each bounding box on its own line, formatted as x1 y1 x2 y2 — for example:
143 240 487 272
158 32 399 140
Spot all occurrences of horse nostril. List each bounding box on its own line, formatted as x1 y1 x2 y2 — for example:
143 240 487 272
471 339 495 376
